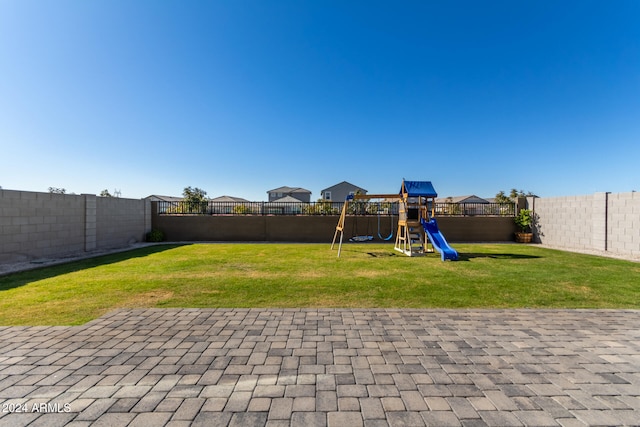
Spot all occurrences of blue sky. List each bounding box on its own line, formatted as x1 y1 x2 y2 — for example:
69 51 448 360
1 1 638 201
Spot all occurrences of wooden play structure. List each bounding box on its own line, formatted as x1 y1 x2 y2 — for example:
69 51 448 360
331 179 459 261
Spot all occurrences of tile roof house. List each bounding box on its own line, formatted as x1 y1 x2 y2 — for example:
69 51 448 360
210 195 250 202
435 195 493 216
145 195 185 214
320 181 367 202
267 186 312 203
145 195 183 203
264 195 307 215
435 195 490 204
208 195 252 214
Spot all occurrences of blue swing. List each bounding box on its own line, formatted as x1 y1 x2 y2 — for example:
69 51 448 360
377 204 394 241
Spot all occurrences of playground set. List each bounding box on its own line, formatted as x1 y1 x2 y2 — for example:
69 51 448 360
331 180 459 261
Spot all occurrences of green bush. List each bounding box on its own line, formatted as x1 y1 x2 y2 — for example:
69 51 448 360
233 204 251 214
146 229 164 242
515 209 533 232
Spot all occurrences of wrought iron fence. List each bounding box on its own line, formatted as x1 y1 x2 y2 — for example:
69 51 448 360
435 202 515 216
157 201 345 215
157 201 515 217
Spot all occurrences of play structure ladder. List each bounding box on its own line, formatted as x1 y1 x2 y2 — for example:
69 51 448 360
408 222 425 255
394 220 427 257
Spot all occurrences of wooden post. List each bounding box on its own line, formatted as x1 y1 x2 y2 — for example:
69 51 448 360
331 201 349 257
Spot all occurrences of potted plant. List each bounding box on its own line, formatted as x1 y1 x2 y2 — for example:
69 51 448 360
514 209 533 243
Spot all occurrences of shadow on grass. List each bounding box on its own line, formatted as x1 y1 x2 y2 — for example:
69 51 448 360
332 245 399 258
366 251 400 257
335 245 542 262
458 252 542 261
0 244 187 292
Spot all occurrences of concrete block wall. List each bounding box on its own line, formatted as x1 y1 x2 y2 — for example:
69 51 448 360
0 190 86 262
530 191 640 258
96 196 151 250
607 192 640 257
591 192 608 252
0 189 151 264
85 194 97 252
529 195 593 250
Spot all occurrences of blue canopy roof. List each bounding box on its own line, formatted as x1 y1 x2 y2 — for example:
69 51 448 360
400 181 438 198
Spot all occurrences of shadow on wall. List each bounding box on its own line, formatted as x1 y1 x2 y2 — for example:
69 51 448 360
531 212 544 243
0 244 186 292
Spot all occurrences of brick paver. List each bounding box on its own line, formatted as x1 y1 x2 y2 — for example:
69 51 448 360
0 309 639 426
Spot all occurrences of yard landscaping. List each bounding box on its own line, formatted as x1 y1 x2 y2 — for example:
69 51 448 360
0 243 639 326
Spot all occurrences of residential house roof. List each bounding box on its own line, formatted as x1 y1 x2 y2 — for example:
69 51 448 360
320 181 367 193
210 195 249 202
435 195 490 204
145 195 183 202
267 186 312 194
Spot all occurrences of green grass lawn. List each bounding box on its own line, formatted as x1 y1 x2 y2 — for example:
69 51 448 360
1 243 639 325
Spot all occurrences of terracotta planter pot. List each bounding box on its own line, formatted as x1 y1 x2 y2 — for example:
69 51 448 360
515 232 533 243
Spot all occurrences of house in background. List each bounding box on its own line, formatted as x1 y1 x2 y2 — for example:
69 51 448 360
436 195 490 204
320 181 367 201
209 195 251 214
210 195 249 203
145 195 184 214
267 186 312 203
146 195 183 203
264 195 306 215
435 195 492 216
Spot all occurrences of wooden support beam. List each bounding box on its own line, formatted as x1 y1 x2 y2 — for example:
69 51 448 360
331 201 349 257
352 194 402 200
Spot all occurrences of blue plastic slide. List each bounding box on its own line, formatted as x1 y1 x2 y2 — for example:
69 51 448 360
420 218 459 261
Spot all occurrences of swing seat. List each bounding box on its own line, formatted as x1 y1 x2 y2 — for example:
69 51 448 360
377 213 394 241
349 235 373 242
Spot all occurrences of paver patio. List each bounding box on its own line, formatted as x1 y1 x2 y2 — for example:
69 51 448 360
0 309 639 426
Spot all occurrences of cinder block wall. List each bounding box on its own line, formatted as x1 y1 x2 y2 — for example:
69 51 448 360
0 189 151 263
96 197 151 250
607 192 640 257
530 195 595 250
0 190 86 262
530 192 639 258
